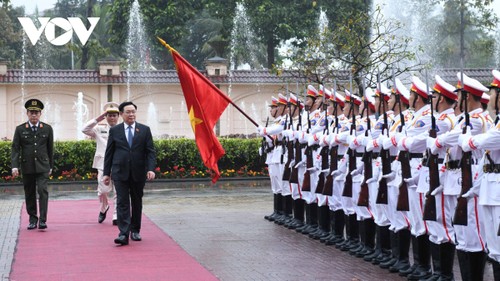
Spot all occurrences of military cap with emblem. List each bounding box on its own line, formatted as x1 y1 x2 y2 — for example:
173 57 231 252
103 102 120 113
456 72 488 97
433 75 457 101
490 69 500 89
394 78 411 105
410 76 430 99
24 99 44 111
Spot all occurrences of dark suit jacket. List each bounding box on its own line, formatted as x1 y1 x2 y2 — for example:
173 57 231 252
11 122 54 174
103 122 156 183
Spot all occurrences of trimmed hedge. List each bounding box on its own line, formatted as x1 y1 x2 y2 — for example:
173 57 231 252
0 138 267 182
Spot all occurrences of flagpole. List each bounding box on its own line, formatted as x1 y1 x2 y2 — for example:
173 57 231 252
158 37 261 127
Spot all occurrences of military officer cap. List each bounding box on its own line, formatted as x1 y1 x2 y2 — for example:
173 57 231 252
307 85 319 99
433 75 457 101
456 72 488 97
410 76 430 99
375 83 391 101
277 93 287 105
394 78 410 105
333 90 346 107
364 88 376 111
103 102 120 113
344 89 362 106
480 93 490 105
269 96 278 107
490 69 500 89
25 99 44 111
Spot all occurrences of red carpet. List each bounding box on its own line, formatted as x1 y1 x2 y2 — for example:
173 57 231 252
11 200 219 281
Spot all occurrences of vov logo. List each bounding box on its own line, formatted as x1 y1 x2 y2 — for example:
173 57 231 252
18 17 100 46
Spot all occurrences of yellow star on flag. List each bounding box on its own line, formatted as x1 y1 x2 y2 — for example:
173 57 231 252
188 106 203 133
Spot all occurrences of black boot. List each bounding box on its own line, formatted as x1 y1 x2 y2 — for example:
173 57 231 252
364 225 382 262
337 214 352 249
321 210 336 243
371 225 391 264
407 234 431 280
310 205 330 239
357 218 375 258
389 229 411 272
382 230 399 269
457 250 470 281
340 214 360 251
492 259 500 281
301 203 318 235
287 199 304 229
275 195 292 225
350 219 365 255
264 193 279 221
295 203 311 233
469 251 487 281
420 242 441 281
439 242 455 281
400 235 420 277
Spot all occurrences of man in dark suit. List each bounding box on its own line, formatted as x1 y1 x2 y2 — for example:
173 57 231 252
11 99 54 230
103 101 156 246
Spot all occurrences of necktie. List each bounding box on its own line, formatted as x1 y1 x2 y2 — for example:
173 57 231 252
32 125 37 132
127 126 133 148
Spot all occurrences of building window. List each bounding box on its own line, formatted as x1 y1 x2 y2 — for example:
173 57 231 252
107 69 112 76
215 69 220 76
107 85 112 101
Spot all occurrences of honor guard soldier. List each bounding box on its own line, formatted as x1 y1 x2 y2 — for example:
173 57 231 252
459 69 500 281
394 76 433 280
423 75 458 281
378 78 414 273
431 72 490 281
259 94 287 222
329 90 362 252
11 99 54 230
82 102 120 224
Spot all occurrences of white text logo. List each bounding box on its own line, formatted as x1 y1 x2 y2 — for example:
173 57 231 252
18 17 100 46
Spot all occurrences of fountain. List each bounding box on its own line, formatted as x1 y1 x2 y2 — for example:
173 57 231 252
73 92 89 140
43 99 61 140
126 0 152 101
147 102 158 138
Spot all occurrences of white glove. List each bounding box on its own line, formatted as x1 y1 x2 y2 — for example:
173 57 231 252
282 129 293 139
259 147 263 156
426 137 436 153
382 171 396 182
366 176 379 184
355 134 367 147
429 137 441 155
331 170 342 177
294 159 306 168
430 185 444 196
392 132 405 149
350 163 364 176
459 126 473 152
346 135 357 149
307 166 318 172
461 188 478 199
404 174 419 188
321 168 330 174
308 134 319 146
366 137 381 152
257 126 265 136
378 129 389 145
289 160 295 168
49 169 52 175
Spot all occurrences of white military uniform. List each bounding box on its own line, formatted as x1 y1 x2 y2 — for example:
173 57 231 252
82 117 117 220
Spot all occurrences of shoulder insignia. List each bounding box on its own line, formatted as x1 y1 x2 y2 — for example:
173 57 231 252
471 113 480 118
319 119 326 126
422 109 431 116
415 120 426 128
375 122 383 130
356 124 365 132
438 113 447 121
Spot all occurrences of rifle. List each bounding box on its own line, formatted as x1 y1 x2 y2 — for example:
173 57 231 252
323 83 339 197
289 98 302 184
342 73 356 197
358 80 371 207
302 109 313 192
376 75 391 204
260 116 270 162
423 70 440 221
453 75 472 226
315 86 329 194
396 90 411 211
282 96 294 181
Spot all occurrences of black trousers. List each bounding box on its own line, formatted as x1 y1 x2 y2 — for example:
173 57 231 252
115 177 145 237
22 172 49 224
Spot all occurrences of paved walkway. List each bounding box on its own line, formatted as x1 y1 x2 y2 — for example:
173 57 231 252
0 179 495 280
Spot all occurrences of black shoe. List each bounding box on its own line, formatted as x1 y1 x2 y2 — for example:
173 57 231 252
114 235 129 245
131 232 142 241
27 223 37 230
98 206 110 223
112 219 118 225
38 221 47 229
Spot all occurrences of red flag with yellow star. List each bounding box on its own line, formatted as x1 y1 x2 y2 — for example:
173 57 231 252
160 39 230 183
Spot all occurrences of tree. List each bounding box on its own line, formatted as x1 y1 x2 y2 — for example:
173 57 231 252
0 7 22 67
430 0 498 68
279 1 421 92
109 0 205 69
244 0 320 69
